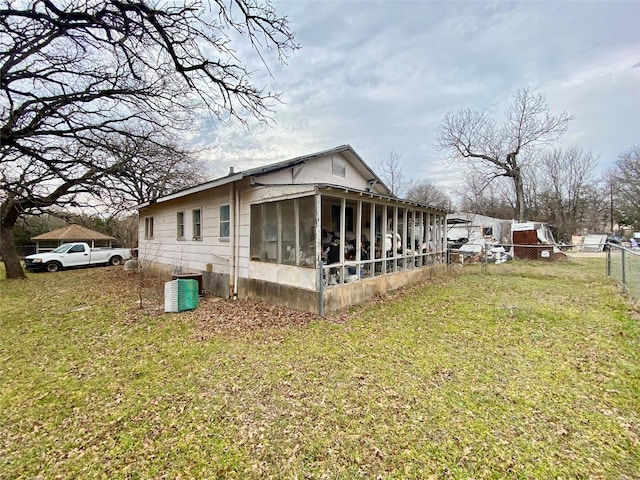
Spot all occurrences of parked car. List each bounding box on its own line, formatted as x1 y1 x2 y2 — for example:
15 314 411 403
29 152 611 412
605 235 631 249
24 242 132 272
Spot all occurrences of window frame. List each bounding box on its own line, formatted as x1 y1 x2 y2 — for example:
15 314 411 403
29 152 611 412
144 216 154 239
176 211 185 240
332 157 346 177
192 208 202 240
219 204 230 239
249 197 316 267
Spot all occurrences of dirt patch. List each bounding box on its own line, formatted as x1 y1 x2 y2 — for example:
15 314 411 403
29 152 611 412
104 266 451 334
108 268 320 333
182 297 321 335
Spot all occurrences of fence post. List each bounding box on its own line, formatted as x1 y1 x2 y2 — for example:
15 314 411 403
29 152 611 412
606 248 611 277
621 248 626 285
318 261 324 317
482 243 488 274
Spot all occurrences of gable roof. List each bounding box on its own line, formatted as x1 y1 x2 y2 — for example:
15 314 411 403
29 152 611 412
31 224 116 241
138 145 391 207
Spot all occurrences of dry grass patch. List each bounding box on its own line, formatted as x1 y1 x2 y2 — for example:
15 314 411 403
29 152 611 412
1 258 638 479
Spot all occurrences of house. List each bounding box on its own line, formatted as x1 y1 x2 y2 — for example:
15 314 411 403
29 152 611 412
447 212 512 245
31 224 118 253
137 145 448 314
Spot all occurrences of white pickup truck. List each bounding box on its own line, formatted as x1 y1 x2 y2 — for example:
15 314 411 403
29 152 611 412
24 242 132 273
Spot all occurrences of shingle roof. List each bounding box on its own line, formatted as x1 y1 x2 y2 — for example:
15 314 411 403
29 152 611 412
138 144 392 207
31 224 116 241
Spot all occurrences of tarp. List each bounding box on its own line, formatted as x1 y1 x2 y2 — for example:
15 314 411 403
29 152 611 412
581 234 607 252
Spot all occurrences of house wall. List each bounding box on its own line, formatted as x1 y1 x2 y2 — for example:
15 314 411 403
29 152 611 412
248 261 316 291
139 181 319 296
258 152 372 191
138 186 233 296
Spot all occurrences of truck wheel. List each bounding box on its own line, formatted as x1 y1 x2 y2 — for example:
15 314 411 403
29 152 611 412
46 261 62 272
109 255 123 266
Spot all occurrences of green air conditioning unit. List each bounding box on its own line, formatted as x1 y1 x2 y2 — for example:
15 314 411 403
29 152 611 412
164 279 199 312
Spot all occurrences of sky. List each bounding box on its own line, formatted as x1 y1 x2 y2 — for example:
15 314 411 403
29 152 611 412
195 0 640 195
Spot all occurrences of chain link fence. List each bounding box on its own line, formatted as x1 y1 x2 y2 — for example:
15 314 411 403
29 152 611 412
607 245 640 301
449 241 640 303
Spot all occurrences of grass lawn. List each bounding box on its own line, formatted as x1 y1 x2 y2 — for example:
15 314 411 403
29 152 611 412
1 257 638 479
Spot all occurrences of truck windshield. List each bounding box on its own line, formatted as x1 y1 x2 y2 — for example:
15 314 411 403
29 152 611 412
52 244 72 253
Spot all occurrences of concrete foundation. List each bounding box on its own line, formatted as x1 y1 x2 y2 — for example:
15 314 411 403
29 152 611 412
203 271 230 298
239 264 448 314
148 260 448 314
322 264 448 313
238 277 320 312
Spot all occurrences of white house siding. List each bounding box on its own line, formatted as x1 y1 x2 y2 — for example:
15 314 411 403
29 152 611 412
137 146 449 312
257 153 372 191
139 187 233 275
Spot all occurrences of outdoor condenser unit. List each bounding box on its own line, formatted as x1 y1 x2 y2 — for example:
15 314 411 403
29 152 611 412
164 279 199 312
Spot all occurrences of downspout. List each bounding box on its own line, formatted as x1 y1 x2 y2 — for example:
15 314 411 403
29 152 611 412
315 190 324 316
229 182 235 299
233 188 240 300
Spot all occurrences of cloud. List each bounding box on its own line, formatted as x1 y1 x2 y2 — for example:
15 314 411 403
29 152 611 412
196 0 640 192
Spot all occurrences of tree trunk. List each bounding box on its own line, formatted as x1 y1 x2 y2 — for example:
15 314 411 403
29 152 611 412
1 201 27 279
514 171 526 222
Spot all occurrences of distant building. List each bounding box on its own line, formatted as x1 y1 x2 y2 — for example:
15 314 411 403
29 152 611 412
446 212 512 244
31 224 117 253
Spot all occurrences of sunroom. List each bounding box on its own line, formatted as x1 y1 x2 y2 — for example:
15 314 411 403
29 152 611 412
244 186 447 314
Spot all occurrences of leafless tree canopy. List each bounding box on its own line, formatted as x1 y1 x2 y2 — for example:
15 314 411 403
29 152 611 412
536 147 599 241
0 0 298 278
610 145 640 228
436 88 573 222
405 179 452 211
376 150 407 197
458 171 515 220
97 132 207 214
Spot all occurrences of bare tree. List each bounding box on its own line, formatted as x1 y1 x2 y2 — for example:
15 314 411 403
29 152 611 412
609 145 640 229
436 88 573 222
581 181 610 234
0 0 297 279
376 150 407 196
537 147 599 241
405 179 452 210
458 171 515 219
98 132 208 214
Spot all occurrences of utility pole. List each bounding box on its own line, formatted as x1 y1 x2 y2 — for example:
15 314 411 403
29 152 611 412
610 182 614 234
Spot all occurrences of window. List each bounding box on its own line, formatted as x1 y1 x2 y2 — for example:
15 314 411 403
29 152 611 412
330 204 353 232
144 217 154 239
69 244 85 253
483 227 493 237
250 198 316 267
192 208 202 240
280 200 295 264
332 157 346 177
219 205 230 238
177 211 185 239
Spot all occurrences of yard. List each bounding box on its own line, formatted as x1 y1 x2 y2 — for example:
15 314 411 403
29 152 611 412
1 257 638 479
